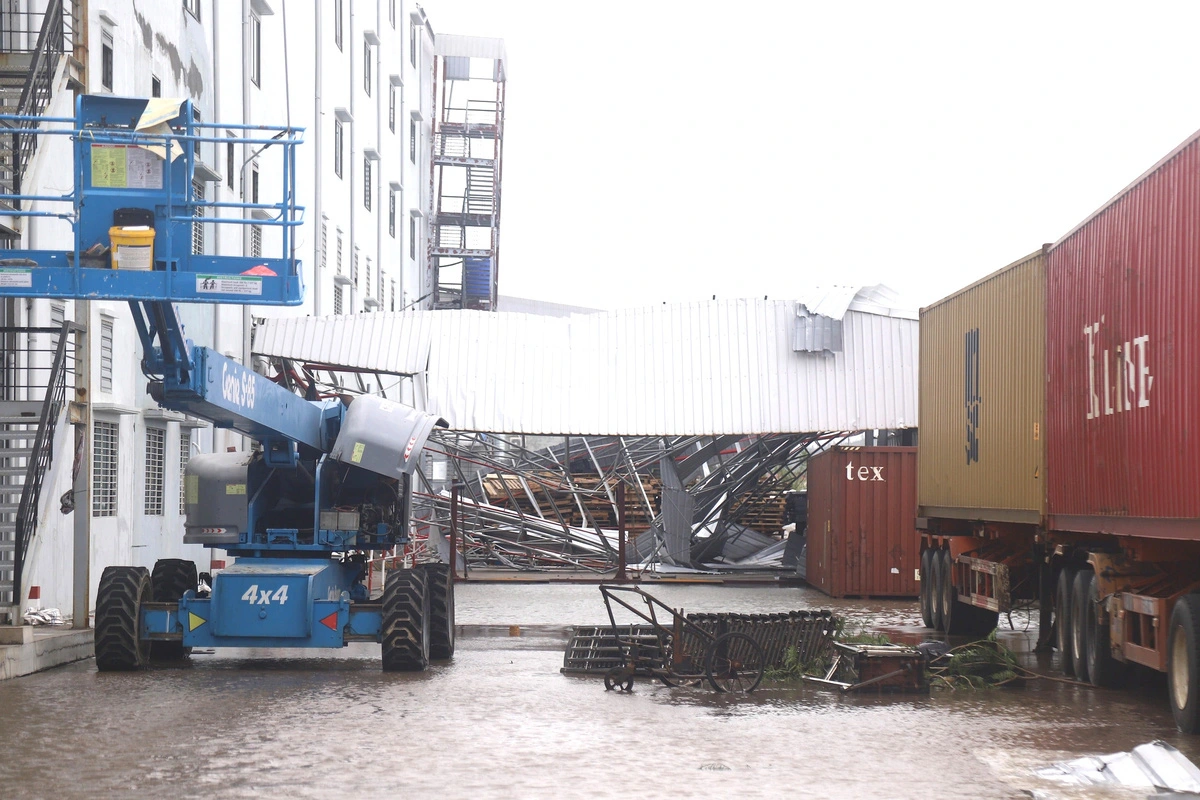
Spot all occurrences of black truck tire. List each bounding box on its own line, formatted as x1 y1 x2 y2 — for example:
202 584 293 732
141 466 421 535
95 566 152 671
381 568 430 672
150 558 197 661
930 548 946 632
1070 567 1093 684
1055 566 1078 677
920 548 935 629
422 562 455 660
1084 570 1124 688
1169 593 1200 733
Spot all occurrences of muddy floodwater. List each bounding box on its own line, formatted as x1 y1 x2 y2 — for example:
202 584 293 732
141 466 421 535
2 582 1198 799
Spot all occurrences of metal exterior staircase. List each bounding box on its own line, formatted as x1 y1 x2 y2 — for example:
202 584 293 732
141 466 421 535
0 322 77 623
0 0 76 218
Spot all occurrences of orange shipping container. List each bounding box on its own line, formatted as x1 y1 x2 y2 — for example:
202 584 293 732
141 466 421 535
806 446 918 599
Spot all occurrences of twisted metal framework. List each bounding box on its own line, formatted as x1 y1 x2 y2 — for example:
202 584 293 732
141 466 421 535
260 356 847 573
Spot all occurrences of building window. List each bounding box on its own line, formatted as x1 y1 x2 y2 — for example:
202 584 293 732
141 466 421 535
151 76 161 97
334 0 343 51
250 15 262 87
410 22 416 68
320 221 328 270
364 157 372 210
389 85 396 133
250 225 262 258
226 133 235 190
410 216 417 260
100 318 114 393
336 230 343 274
179 430 191 515
192 180 205 255
410 120 416 163
388 189 395 237
144 427 165 516
184 0 200 21
364 41 372 96
334 119 343 179
390 280 396 311
353 250 359 287
101 31 114 91
93 420 118 517
334 285 344 315
365 258 372 302
251 163 259 204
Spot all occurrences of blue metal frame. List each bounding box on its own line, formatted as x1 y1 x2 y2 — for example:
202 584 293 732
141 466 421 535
0 94 305 305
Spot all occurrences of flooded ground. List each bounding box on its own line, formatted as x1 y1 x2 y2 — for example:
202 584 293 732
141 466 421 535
1 582 1196 799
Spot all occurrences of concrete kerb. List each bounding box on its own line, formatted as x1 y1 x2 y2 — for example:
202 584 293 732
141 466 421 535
0 626 94 680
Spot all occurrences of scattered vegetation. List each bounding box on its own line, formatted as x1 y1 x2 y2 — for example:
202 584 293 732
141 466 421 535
926 631 1020 690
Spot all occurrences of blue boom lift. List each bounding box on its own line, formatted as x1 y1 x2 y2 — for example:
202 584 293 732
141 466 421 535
0 95 453 671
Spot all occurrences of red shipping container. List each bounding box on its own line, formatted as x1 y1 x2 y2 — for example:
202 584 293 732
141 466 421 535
805 446 919 598
1047 130 1200 538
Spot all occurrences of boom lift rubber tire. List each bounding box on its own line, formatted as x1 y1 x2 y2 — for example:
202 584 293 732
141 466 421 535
1084 570 1124 688
95 566 152 671
919 548 935 629
1055 566 1079 677
381 568 430 672
150 558 197 661
705 631 765 693
930 548 946 633
1070 567 1093 684
1169 593 1200 733
422 562 455 660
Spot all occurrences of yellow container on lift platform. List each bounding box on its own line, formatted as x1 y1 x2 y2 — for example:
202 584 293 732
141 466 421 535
108 225 154 270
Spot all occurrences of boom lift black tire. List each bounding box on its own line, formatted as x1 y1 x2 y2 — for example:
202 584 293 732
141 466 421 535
919 548 934 629
930 548 946 632
1084 570 1124 688
1168 593 1200 733
150 558 197 661
381 568 430 672
422 562 455 660
95 566 152 671
1070 567 1093 684
1055 566 1078 677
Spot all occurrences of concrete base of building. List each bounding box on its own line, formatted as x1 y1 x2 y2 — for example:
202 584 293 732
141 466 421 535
0 626 94 680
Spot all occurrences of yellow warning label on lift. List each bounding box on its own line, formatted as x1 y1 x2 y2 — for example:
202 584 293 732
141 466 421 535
351 442 365 464
188 612 206 631
225 483 246 495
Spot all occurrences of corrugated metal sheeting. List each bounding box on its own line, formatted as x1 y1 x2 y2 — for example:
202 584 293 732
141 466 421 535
1047 128 1200 537
918 251 1046 523
254 294 919 437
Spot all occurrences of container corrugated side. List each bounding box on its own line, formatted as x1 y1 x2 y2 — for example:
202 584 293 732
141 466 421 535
806 447 918 598
1046 129 1200 538
918 251 1046 523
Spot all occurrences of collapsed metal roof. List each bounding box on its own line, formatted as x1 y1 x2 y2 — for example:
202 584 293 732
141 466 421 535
253 289 918 437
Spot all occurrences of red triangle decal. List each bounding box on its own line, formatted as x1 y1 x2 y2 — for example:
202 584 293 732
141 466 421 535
320 612 339 631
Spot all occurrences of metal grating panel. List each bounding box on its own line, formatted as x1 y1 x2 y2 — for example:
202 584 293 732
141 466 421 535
179 429 191 515
144 427 165 516
93 420 118 516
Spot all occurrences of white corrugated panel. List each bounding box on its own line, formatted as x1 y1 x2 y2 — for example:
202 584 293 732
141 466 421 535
253 295 918 436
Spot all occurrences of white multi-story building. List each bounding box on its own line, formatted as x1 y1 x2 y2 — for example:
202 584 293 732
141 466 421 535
0 0 503 624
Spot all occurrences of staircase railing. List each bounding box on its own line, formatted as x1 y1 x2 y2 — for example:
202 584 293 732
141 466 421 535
0 0 72 207
11 319 78 607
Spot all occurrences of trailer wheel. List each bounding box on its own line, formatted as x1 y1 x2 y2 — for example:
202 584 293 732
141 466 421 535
1084 570 1124 688
919 548 935 629
930 548 946 632
705 632 765 693
422 562 455 660
939 549 968 634
95 566 152 672
150 558 197 661
381 568 430 672
1070 568 1092 684
1054 566 1078 677
1170 594 1200 733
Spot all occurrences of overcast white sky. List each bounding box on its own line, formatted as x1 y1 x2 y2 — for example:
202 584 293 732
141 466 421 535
418 0 1200 312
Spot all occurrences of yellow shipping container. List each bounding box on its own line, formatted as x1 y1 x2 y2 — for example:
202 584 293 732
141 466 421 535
918 249 1045 524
